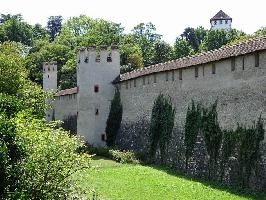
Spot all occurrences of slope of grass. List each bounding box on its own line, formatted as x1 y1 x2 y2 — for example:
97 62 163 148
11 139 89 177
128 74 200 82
75 157 265 200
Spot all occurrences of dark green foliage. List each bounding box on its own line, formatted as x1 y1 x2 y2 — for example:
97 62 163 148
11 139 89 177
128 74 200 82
220 130 237 181
237 116 265 187
47 16 63 42
201 100 223 179
149 94 175 164
184 100 201 170
0 18 33 46
181 27 201 52
173 37 193 59
153 40 173 64
0 114 24 199
0 94 22 118
106 88 123 147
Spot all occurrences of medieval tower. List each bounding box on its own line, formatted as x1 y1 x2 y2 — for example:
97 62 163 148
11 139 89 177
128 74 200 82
43 61 57 91
43 61 57 121
76 45 120 146
210 10 232 30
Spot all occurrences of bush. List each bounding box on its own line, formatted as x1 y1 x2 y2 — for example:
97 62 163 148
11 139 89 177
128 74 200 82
80 144 139 164
109 149 139 164
105 88 123 147
10 112 91 199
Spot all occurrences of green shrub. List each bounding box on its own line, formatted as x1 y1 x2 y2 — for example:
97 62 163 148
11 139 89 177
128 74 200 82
105 88 123 147
11 112 91 199
109 149 139 164
149 94 175 164
80 144 140 164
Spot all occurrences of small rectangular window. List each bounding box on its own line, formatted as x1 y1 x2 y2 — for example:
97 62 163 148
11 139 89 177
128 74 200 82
179 69 182 80
195 66 198 78
255 52 259 67
94 85 99 93
134 79 136 87
143 77 146 85
85 57 89 63
172 71 174 81
95 108 99 115
154 74 157 83
107 53 112 62
242 56 245 70
231 57 236 71
165 71 168 81
212 63 216 74
101 134 106 141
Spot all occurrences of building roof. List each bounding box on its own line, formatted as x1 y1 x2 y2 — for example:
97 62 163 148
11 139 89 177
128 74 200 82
118 36 266 83
55 87 77 96
210 10 232 22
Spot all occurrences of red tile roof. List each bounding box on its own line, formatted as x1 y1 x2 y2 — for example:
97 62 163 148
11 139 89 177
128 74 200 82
118 36 266 82
55 87 77 96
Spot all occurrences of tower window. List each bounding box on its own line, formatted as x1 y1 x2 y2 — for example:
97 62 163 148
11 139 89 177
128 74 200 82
101 134 106 141
179 69 182 80
48 67 50 71
107 53 112 62
172 71 175 81
231 57 236 71
255 52 260 67
195 66 198 78
212 63 216 74
48 75 49 78
85 57 89 63
95 108 99 115
94 85 99 93
242 56 245 70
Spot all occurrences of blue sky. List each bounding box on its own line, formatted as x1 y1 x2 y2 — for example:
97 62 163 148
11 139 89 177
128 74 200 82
1 0 266 44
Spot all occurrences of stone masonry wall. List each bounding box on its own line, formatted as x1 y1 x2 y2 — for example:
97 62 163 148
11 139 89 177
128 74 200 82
116 50 266 189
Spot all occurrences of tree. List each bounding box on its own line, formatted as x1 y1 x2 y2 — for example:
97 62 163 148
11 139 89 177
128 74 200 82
47 16 63 42
105 88 123 147
0 13 23 23
119 34 144 72
201 101 222 180
56 15 124 48
132 22 161 66
149 94 175 164
32 23 48 40
153 40 173 64
173 37 193 59
181 27 200 52
0 18 33 46
184 101 201 170
0 42 27 95
200 29 245 51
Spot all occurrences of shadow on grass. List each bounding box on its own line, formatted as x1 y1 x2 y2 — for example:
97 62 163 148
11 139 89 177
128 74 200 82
147 164 266 200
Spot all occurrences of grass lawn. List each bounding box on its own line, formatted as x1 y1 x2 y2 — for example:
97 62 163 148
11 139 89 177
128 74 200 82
75 157 265 200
